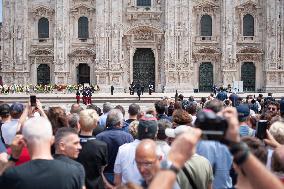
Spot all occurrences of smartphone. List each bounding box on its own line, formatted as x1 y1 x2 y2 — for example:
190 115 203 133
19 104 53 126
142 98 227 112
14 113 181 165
30 95 37 107
256 120 268 139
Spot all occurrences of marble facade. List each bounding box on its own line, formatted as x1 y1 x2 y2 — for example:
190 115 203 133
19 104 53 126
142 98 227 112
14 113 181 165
1 0 284 92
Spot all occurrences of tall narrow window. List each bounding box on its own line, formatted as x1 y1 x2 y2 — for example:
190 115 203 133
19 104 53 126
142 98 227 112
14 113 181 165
243 14 254 36
137 0 151 6
38 17 49 38
78 16 89 39
200 15 212 36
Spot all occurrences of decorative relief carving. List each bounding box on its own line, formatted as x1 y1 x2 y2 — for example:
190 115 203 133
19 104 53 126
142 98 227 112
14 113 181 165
167 72 178 84
267 72 277 84
193 47 221 62
134 28 154 41
32 6 55 19
193 1 219 13
30 49 54 56
126 8 162 21
236 1 260 15
70 4 95 17
236 47 263 62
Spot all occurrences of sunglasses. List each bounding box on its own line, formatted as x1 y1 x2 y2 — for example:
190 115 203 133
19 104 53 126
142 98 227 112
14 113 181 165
268 107 277 111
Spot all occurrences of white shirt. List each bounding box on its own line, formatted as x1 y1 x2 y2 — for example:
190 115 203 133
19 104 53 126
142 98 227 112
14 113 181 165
1 119 19 145
156 140 171 160
114 139 142 184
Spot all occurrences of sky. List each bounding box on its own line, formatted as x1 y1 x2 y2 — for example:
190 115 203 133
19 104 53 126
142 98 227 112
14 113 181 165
0 0 2 22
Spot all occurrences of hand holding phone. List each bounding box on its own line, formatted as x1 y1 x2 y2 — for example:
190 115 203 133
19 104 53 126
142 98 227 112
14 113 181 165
30 95 37 107
256 120 268 140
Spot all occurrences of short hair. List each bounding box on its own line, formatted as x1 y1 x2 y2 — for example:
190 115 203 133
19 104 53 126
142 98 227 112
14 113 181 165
172 109 192 126
154 100 167 114
204 99 223 113
128 103 141 116
79 109 99 132
269 121 284 144
87 104 102 116
22 117 53 144
242 137 268 164
115 105 126 117
106 109 124 128
146 107 156 116
67 113 80 129
70 104 83 114
157 119 172 140
129 120 139 139
103 102 113 113
186 103 197 115
47 107 68 134
54 127 78 149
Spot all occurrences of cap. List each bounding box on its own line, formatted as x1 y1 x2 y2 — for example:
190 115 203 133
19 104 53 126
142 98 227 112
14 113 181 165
137 114 158 140
280 100 284 113
10 103 24 114
236 104 250 119
0 103 10 116
165 125 191 138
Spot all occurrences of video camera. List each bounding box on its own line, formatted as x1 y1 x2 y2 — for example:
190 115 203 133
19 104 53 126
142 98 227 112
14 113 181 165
195 110 228 142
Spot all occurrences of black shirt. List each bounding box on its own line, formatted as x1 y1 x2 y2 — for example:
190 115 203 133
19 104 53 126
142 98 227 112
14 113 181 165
54 154 85 188
77 135 108 189
0 159 82 189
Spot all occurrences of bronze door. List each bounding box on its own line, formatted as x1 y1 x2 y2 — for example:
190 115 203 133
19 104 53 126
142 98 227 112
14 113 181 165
199 62 213 92
37 64 50 85
241 62 256 92
77 64 90 84
133 48 155 89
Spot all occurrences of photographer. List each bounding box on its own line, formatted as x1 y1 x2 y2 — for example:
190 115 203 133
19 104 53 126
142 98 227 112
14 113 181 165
150 107 284 189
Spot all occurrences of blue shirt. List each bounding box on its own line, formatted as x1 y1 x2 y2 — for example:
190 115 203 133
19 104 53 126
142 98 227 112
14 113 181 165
99 113 108 128
0 139 6 153
239 125 255 137
96 128 134 173
197 140 233 189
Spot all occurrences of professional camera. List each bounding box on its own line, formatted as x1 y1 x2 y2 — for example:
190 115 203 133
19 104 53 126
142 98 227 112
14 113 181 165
195 110 228 142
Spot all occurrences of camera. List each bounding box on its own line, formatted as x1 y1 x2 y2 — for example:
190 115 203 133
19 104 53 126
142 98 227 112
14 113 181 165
195 110 228 142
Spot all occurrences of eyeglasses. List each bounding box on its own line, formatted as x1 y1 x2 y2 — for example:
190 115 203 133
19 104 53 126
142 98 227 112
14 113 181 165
136 160 157 169
268 107 277 111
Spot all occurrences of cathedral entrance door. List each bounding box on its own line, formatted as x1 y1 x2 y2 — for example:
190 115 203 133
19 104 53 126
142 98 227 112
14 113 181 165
241 62 255 92
77 64 90 84
199 62 213 92
37 64 50 85
133 48 155 90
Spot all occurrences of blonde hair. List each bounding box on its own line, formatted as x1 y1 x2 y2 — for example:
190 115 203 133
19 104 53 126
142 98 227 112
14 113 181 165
269 121 284 144
79 109 99 132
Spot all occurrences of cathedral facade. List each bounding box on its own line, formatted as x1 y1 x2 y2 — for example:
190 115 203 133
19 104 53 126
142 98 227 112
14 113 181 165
1 0 284 92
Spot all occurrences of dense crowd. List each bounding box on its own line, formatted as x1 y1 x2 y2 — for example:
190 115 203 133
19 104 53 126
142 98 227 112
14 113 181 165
0 84 100 94
0 90 284 189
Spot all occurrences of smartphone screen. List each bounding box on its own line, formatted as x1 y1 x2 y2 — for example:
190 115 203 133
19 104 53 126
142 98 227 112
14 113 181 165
30 95 37 107
256 120 268 139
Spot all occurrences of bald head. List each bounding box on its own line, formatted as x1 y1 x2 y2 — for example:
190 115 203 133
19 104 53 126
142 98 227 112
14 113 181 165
135 139 160 184
136 139 157 159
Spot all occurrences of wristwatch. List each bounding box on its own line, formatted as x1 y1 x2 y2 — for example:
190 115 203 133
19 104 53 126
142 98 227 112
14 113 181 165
160 159 180 174
8 155 19 163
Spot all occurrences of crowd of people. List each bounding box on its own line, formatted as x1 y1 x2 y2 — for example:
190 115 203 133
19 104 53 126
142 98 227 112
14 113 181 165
0 90 284 189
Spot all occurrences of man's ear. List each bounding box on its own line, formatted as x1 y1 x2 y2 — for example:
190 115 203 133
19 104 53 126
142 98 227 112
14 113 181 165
50 136 55 145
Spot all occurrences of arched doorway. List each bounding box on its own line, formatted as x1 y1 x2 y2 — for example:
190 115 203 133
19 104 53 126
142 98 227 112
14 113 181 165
37 64 50 85
77 64 90 84
241 62 256 92
199 62 213 92
133 48 155 89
